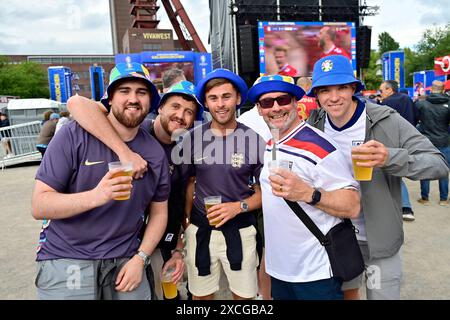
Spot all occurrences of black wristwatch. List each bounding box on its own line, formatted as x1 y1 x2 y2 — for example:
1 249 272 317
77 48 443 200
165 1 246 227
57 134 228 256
307 188 321 206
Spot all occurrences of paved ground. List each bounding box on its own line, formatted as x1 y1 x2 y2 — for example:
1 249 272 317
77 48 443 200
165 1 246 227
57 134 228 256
0 163 449 300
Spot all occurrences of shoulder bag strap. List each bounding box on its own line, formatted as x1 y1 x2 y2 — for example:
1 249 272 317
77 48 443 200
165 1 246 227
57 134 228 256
284 199 330 246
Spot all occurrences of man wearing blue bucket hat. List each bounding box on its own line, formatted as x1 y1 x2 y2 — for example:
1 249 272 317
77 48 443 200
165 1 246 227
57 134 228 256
179 68 264 300
248 74 360 300
68 74 204 299
33 62 170 300
307 55 448 300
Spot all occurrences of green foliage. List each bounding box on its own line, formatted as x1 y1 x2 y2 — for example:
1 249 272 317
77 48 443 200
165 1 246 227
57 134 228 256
0 58 50 98
361 50 383 90
378 32 400 54
363 25 450 89
404 24 450 87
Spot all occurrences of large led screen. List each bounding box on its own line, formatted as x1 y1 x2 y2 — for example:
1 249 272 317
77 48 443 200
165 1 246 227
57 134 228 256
258 21 356 77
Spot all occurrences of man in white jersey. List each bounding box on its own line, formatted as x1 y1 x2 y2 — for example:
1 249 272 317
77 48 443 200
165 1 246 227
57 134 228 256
307 55 449 300
248 75 361 300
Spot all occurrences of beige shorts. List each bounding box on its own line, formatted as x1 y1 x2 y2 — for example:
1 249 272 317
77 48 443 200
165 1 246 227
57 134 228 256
184 224 259 298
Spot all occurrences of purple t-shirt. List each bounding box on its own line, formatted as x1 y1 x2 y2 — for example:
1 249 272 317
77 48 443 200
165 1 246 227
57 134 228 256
185 122 265 218
35 121 170 261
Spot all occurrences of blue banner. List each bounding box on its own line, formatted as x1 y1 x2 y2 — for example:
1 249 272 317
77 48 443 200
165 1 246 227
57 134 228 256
89 66 105 101
382 51 405 89
48 66 72 103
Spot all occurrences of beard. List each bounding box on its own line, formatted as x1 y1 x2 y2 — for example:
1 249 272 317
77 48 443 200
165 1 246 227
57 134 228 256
160 114 187 136
112 104 147 128
264 108 299 135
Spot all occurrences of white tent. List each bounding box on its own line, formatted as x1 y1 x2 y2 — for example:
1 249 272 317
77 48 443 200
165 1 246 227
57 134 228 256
7 98 64 111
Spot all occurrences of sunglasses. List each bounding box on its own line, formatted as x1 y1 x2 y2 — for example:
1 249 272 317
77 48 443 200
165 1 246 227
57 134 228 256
258 94 292 109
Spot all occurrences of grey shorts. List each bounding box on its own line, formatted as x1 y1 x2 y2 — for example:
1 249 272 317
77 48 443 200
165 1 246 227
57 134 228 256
35 258 152 300
342 241 403 300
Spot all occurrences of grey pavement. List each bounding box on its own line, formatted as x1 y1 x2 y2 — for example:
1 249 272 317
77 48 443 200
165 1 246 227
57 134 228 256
0 163 449 300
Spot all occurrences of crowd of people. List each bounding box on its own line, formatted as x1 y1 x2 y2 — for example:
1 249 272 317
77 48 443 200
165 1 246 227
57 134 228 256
30 54 449 301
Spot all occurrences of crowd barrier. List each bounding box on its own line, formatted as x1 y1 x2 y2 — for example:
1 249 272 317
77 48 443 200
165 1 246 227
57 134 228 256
0 121 42 169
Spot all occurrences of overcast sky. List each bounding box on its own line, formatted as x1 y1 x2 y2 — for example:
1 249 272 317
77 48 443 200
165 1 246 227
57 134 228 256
0 0 447 55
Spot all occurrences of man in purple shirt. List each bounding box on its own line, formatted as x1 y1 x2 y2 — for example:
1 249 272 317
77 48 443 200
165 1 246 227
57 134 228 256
66 80 204 299
32 62 170 300
178 69 265 300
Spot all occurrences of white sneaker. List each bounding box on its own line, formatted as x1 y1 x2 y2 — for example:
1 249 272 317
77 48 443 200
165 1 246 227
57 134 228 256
403 213 415 221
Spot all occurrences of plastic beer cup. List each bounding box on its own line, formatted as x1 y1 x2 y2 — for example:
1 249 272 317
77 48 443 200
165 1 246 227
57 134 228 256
204 196 222 226
351 141 373 181
108 161 133 200
161 267 177 299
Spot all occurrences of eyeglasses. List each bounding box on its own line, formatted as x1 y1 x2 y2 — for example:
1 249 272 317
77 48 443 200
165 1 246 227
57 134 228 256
258 94 292 109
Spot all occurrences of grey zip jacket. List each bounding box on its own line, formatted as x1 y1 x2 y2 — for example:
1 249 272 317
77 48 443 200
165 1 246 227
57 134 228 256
308 100 449 259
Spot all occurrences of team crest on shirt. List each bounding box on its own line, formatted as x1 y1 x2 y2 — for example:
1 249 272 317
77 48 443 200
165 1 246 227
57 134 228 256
321 60 333 72
231 153 244 168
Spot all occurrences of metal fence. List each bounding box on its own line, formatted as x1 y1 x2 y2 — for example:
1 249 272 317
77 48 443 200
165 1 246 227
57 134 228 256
0 121 42 169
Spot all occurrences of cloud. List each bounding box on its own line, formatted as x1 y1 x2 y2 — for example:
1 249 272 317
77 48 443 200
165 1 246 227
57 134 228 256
419 12 449 26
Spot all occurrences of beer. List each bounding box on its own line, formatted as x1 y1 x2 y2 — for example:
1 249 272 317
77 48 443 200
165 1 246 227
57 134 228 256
204 196 222 226
108 161 133 200
351 141 373 181
205 203 219 226
111 169 133 200
161 280 178 299
161 267 177 299
352 157 373 181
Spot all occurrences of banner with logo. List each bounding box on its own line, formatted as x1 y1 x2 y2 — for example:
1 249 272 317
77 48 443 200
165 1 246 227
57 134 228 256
381 51 405 89
48 66 73 103
434 55 450 76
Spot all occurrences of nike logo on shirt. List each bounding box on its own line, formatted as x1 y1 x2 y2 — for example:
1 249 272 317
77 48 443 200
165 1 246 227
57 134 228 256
84 160 104 166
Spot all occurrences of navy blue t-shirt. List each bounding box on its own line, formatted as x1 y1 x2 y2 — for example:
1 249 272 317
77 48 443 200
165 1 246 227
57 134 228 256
35 121 170 261
185 122 265 220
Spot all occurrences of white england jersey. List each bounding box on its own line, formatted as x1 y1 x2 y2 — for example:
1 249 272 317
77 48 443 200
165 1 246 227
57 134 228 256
324 101 367 241
260 122 358 282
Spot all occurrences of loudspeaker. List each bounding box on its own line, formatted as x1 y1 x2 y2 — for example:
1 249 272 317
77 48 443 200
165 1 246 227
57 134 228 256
93 71 101 101
236 0 277 25
279 0 319 21
322 0 359 22
357 26 372 69
238 24 259 75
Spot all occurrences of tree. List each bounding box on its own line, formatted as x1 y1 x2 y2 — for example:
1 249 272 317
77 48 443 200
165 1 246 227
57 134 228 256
361 50 383 90
403 24 450 87
378 32 400 55
414 24 450 70
0 57 50 98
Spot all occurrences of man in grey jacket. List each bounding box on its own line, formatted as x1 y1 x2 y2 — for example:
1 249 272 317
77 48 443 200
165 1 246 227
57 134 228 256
307 55 449 300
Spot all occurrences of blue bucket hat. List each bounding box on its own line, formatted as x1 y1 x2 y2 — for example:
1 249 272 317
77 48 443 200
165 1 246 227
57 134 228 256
196 68 248 110
307 55 363 97
248 75 305 104
101 62 160 112
159 80 204 121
